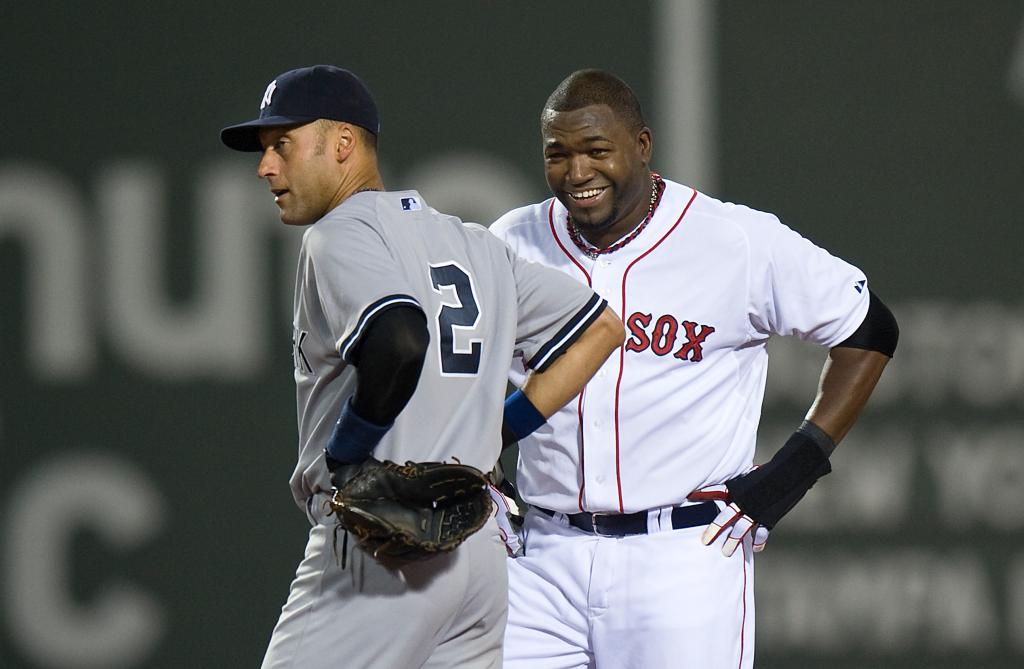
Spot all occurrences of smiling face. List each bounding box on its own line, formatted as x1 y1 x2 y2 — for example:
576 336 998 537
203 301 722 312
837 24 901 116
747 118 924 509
256 121 343 226
542 103 653 248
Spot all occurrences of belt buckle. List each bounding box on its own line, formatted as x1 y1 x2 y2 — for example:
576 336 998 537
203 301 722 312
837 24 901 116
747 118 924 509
589 512 615 537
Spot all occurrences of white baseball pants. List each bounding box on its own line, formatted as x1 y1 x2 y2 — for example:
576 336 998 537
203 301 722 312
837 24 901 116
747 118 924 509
504 507 755 668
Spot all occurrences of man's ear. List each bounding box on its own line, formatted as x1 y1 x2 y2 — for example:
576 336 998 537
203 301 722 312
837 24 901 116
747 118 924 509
334 123 357 162
638 127 653 166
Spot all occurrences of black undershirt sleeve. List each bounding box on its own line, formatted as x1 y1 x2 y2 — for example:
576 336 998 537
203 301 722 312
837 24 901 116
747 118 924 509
834 289 899 357
347 305 429 425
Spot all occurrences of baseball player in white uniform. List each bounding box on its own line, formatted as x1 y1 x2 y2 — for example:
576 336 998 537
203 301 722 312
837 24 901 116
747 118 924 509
490 69 898 668
220 65 624 669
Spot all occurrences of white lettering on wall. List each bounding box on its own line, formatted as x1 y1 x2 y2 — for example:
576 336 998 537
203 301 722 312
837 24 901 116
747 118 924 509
925 424 1024 530
0 164 95 379
757 551 996 652
765 302 1024 408
98 161 273 379
2 453 166 668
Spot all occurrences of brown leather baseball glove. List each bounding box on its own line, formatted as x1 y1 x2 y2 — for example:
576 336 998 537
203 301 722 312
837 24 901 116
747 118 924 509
328 458 492 563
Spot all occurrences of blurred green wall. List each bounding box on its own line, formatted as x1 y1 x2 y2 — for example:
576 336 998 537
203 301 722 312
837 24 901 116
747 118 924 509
3 2 1023 668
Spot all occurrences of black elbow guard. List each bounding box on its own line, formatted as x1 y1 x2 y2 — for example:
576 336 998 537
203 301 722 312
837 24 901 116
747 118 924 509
835 290 899 357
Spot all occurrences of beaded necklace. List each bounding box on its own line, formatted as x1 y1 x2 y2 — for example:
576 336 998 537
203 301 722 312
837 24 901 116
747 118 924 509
567 172 665 259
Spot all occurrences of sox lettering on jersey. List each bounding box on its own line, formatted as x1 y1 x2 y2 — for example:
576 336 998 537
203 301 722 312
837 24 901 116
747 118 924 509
624 311 715 362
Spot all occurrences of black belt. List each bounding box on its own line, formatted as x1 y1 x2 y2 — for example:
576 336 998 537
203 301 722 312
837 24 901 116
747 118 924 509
535 501 718 537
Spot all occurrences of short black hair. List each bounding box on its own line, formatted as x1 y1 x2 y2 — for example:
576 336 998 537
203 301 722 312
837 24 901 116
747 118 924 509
543 69 647 132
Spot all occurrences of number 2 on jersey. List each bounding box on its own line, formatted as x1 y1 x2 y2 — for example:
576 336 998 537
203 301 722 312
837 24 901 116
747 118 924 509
429 263 482 375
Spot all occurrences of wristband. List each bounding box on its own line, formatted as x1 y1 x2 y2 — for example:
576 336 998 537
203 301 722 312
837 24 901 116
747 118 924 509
324 398 392 464
503 389 546 442
725 423 834 529
796 419 836 457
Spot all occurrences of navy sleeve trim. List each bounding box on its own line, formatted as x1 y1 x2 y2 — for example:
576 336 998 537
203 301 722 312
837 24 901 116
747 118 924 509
338 294 423 363
527 294 607 372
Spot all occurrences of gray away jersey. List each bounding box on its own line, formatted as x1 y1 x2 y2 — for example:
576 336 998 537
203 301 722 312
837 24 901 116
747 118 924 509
287 190 605 510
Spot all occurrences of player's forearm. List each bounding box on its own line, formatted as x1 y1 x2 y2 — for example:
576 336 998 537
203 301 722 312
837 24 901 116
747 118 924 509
520 306 624 417
501 306 623 447
804 347 890 444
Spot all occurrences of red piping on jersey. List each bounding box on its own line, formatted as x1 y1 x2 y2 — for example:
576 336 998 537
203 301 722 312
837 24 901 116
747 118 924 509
548 199 593 510
739 542 749 668
548 200 592 286
612 188 699 512
576 392 586 512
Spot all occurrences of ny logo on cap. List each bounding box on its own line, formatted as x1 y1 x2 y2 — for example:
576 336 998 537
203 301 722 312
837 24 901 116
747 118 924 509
260 80 278 110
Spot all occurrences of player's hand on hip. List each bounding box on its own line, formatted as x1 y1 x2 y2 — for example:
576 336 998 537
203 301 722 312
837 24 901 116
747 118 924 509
688 425 834 557
687 484 770 557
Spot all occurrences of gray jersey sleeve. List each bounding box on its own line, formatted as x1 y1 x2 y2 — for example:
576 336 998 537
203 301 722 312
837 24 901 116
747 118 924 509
504 242 609 371
303 217 424 362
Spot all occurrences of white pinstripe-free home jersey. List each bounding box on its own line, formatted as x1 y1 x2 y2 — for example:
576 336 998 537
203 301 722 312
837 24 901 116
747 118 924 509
491 178 869 514
287 189 605 510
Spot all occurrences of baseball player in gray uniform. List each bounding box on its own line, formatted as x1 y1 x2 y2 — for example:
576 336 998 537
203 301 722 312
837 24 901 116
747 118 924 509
490 70 898 668
220 65 624 669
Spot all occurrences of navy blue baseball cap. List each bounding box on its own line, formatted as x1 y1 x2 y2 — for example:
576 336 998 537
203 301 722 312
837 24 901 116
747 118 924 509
221 65 380 152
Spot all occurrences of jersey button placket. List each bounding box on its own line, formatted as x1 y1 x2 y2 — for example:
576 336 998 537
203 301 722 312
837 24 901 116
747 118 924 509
587 258 625 511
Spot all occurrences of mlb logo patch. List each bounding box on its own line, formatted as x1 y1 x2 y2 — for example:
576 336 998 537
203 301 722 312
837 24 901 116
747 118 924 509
401 197 421 211
854 279 866 293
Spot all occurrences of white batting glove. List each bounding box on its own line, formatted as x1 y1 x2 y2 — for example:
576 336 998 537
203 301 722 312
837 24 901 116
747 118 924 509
487 483 524 557
687 483 770 557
